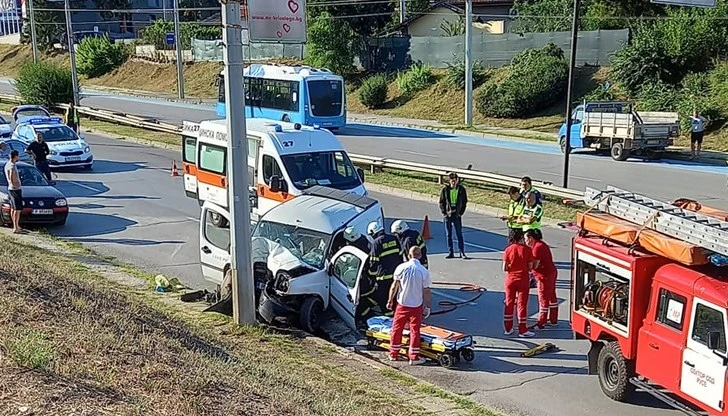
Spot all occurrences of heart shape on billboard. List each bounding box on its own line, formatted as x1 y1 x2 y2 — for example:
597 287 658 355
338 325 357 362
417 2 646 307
283 23 291 32
288 0 299 14
277 31 283 38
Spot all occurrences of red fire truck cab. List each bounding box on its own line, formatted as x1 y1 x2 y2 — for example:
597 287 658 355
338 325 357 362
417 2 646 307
572 233 728 415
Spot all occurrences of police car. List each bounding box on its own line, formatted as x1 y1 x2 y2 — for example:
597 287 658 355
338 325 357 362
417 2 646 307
11 116 93 169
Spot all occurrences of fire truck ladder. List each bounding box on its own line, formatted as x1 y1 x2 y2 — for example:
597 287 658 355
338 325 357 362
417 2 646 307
583 185 728 257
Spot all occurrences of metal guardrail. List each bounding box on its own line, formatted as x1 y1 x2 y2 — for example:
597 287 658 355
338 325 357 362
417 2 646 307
0 93 585 202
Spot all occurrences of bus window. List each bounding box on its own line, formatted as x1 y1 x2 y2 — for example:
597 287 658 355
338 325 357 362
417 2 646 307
245 77 298 112
307 79 343 117
183 136 197 164
199 143 226 175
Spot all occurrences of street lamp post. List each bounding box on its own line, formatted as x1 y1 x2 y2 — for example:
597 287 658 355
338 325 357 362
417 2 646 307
28 0 38 63
561 0 581 189
173 0 184 98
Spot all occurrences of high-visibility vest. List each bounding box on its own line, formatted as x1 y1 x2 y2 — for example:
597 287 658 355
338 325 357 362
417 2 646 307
507 199 525 229
521 204 543 230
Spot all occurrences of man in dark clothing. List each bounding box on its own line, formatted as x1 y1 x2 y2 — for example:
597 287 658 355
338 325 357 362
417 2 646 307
341 226 378 329
520 176 542 205
391 219 429 269
343 226 371 254
26 132 52 183
439 172 468 259
368 220 403 317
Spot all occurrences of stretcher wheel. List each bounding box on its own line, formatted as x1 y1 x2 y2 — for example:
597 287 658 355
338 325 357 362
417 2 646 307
438 354 455 368
366 339 377 350
461 348 475 362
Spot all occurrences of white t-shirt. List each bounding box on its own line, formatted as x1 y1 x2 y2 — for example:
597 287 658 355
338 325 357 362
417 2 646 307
393 259 431 308
691 116 707 133
4 160 19 191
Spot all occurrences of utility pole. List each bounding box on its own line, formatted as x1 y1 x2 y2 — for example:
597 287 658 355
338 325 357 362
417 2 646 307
399 0 406 23
173 0 184 98
64 0 79 105
28 0 38 63
464 0 473 127
221 0 256 325
561 0 580 189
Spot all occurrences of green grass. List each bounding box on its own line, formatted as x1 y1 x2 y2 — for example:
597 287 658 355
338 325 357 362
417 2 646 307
0 233 505 415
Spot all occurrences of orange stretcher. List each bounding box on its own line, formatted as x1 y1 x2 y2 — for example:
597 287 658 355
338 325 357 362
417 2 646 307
365 316 475 368
577 211 711 266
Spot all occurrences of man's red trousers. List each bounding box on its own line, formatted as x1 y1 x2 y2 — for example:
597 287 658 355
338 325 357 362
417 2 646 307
389 304 423 360
504 276 530 334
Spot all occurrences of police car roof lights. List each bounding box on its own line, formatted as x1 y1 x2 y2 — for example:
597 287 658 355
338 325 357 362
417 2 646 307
22 116 64 125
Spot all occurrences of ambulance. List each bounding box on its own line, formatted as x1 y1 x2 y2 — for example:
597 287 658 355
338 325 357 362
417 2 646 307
181 118 366 224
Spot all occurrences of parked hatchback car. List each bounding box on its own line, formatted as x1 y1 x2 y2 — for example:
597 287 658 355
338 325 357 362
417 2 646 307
0 162 69 226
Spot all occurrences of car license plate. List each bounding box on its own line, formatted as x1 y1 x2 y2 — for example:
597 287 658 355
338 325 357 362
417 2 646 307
66 156 81 162
32 209 53 215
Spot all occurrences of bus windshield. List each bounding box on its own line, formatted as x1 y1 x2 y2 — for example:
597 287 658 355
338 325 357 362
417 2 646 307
307 80 343 117
281 151 361 191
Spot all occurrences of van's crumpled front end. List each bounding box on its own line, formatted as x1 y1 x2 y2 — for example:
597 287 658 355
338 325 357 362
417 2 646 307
252 236 327 326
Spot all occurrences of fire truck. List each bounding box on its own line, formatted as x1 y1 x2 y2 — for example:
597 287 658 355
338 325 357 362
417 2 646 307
569 186 728 416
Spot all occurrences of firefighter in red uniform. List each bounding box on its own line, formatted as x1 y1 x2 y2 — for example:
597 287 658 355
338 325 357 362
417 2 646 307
502 228 535 338
525 229 558 328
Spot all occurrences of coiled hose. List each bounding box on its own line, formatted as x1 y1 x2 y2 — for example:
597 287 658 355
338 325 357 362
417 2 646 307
429 281 487 315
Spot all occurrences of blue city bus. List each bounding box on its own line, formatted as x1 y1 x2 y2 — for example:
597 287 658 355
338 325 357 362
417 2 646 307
216 64 347 129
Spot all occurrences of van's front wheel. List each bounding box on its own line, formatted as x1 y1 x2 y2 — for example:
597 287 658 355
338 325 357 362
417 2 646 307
299 296 324 333
597 341 635 402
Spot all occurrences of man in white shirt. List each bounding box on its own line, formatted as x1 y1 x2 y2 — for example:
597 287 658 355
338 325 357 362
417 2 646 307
690 109 709 160
4 150 25 234
386 246 431 365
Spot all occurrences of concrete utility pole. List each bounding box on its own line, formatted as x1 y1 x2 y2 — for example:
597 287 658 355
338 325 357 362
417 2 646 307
28 0 38 63
173 0 184 98
464 0 473 127
221 0 256 325
64 0 79 105
561 0 580 189
399 0 406 23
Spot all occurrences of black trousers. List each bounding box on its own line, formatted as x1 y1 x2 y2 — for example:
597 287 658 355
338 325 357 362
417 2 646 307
444 215 465 254
374 278 394 317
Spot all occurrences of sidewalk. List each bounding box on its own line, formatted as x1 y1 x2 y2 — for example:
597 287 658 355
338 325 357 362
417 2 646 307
82 83 728 165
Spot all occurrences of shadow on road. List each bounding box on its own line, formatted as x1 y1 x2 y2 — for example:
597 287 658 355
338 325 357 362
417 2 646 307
54 211 138 238
70 237 186 246
84 160 147 174
338 123 452 139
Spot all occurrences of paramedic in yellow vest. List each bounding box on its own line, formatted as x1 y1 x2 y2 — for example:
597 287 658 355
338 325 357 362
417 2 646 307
65 102 79 133
518 192 543 233
500 186 525 243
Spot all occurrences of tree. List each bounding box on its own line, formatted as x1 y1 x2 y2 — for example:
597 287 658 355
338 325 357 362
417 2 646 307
20 0 65 51
92 0 132 22
307 0 394 37
305 12 357 74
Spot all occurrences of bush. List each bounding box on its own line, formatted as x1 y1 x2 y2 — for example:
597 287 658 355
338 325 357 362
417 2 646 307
475 44 568 118
76 35 129 78
444 58 489 90
358 74 388 109
395 63 434 97
14 61 74 108
141 20 222 49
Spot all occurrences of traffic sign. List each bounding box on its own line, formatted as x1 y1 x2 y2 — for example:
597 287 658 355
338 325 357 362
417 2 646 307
165 32 175 46
651 0 716 7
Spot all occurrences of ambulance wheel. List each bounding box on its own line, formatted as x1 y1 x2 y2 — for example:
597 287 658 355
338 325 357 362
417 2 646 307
597 341 635 402
299 296 324 333
438 354 455 368
462 348 475 362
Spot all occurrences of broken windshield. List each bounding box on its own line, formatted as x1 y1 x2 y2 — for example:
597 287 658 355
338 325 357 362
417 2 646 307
252 220 331 270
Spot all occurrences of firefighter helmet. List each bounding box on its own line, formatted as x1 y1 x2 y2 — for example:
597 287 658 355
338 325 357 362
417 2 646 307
390 219 409 234
367 220 383 236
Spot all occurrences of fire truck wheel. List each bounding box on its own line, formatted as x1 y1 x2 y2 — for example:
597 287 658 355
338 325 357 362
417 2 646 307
597 341 635 402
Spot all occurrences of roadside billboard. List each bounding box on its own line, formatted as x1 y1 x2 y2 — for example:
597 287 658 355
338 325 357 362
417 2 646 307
246 0 307 43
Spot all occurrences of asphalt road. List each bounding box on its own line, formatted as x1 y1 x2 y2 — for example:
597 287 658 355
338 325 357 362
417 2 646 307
1 80 725 208
39 130 684 416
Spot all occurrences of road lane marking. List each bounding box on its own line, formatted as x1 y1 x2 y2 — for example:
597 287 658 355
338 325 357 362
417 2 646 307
536 170 601 183
67 181 101 192
401 150 437 158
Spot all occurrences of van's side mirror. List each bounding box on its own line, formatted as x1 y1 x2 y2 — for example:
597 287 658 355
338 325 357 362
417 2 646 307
708 331 721 350
269 175 282 192
249 187 258 208
357 167 365 182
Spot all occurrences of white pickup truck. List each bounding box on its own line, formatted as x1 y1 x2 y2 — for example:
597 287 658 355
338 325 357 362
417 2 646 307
558 101 680 161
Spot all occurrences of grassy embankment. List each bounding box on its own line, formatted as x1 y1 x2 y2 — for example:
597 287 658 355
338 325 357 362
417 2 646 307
0 45 583 221
0 231 503 415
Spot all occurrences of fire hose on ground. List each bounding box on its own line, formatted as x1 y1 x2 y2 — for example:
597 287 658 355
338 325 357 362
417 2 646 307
428 281 486 315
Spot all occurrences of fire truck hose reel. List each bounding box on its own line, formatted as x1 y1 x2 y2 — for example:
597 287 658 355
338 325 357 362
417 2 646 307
429 282 486 316
583 281 629 324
